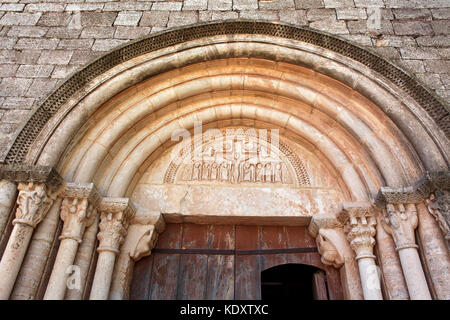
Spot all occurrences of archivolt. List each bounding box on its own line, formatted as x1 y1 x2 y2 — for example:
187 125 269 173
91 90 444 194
4 21 448 201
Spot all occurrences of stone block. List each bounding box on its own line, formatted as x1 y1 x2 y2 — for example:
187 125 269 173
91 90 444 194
306 8 335 21
211 11 239 20
24 3 65 12
25 78 57 98
0 110 30 124
103 2 152 11
323 0 354 8
140 11 170 27
400 47 441 59
0 65 18 78
7 26 48 38
51 65 78 79
354 0 385 7
167 11 198 28
58 39 94 50
81 26 116 39
239 10 279 20
0 4 25 12
0 12 42 26
431 8 450 19
336 8 367 20
415 73 444 89
424 60 450 74
65 3 105 11
279 10 308 25
392 8 432 19
294 0 324 9
0 37 17 50
208 0 232 11
183 0 208 10
14 38 59 50
114 11 142 26
152 2 183 11
80 12 117 27
233 0 258 10
37 12 71 27
92 39 128 51
16 65 54 78
417 35 450 47
0 78 32 97
259 0 295 10
431 21 450 35
2 97 35 110
114 26 151 39
393 21 433 36
45 27 81 39
310 17 349 34
37 50 73 65
70 50 101 65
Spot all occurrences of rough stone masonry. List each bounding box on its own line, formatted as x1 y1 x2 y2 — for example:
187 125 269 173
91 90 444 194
0 0 449 157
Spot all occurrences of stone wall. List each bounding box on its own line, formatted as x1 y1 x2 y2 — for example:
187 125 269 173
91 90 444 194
0 0 449 158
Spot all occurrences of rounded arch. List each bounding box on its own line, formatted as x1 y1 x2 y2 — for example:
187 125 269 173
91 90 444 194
3 20 448 204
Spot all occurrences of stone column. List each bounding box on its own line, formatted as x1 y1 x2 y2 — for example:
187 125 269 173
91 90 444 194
0 177 62 300
309 214 364 300
109 224 158 300
89 198 135 300
375 215 409 299
381 203 431 300
65 214 99 300
0 180 17 237
44 183 100 300
417 200 450 300
339 203 383 300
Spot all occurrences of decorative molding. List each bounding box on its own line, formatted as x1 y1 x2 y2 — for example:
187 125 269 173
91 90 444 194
0 165 64 193
375 171 450 207
4 21 448 165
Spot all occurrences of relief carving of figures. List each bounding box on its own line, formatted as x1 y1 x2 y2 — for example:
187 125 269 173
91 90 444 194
14 182 54 228
426 190 450 240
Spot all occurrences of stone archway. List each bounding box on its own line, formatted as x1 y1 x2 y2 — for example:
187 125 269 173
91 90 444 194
0 21 448 301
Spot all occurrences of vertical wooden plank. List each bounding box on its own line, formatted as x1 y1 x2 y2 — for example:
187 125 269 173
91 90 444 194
155 223 183 249
149 223 183 300
206 225 235 300
285 226 312 266
259 226 288 271
130 254 153 300
235 225 261 300
312 271 328 300
150 254 181 300
324 265 344 300
177 223 209 299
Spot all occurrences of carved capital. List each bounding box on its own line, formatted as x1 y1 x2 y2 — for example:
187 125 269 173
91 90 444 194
425 190 450 240
96 198 136 254
338 202 377 260
381 203 418 251
13 182 56 228
59 183 101 242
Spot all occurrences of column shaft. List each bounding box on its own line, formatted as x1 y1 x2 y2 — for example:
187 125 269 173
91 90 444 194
0 180 17 236
43 238 79 299
398 247 432 300
0 224 34 299
417 202 450 300
89 251 116 300
357 257 383 300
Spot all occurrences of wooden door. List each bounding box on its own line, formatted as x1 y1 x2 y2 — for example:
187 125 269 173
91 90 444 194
130 223 343 300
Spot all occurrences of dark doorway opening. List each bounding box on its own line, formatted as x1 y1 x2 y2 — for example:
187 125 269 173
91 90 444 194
261 264 328 300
